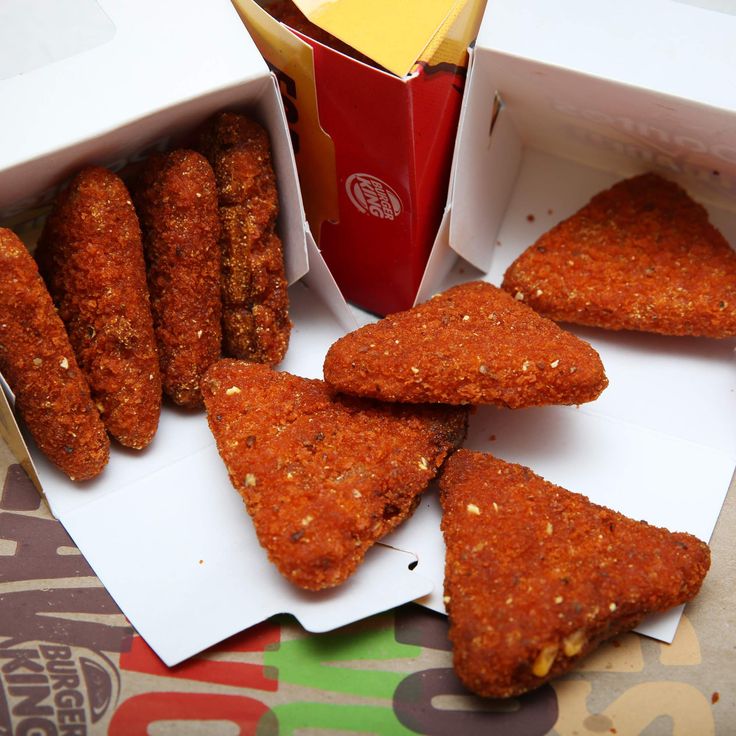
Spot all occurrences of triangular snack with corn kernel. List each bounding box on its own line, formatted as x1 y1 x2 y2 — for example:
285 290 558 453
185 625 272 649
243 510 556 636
439 450 710 698
502 173 736 337
202 359 468 590
323 280 607 408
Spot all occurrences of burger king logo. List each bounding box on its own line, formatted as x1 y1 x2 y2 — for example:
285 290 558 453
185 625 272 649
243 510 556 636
0 642 120 734
345 174 402 220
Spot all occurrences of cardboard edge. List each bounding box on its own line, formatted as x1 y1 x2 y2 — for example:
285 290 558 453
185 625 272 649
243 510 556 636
476 0 736 113
302 234 358 333
418 44 523 298
0 76 276 219
0 380 43 495
0 74 320 508
447 47 522 272
259 73 310 284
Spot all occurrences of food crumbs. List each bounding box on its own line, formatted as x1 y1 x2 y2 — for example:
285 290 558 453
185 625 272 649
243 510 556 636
535 289 544 297
554 596 564 604
418 457 429 471
489 434 496 442
197 330 203 338
532 644 558 677
411 366 420 374
466 503 481 515
493 502 499 512
443 595 451 604
609 602 617 612
226 386 241 395
527 214 535 222
199 559 204 565
32 357 42 366
301 515 314 527
353 489 362 498
244 473 257 487
462 314 470 321
563 629 587 656
550 359 560 368
479 364 489 374
546 522 554 535
712 692 720 704
59 357 69 369
522 360 532 371
514 291 525 301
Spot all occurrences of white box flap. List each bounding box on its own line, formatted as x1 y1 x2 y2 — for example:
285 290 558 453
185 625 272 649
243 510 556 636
0 0 266 174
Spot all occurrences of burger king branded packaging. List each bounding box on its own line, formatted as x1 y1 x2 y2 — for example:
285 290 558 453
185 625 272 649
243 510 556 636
232 0 487 315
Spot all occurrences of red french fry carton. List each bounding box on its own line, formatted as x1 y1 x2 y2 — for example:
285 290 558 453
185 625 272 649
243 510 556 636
233 0 486 315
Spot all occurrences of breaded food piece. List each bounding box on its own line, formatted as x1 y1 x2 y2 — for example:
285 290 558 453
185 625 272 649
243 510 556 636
323 281 607 408
440 450 711 698
134 150 222 408
197 112 291 364
36 166 162 449
502 173 736 337
202 359 467 590
0 228 109 481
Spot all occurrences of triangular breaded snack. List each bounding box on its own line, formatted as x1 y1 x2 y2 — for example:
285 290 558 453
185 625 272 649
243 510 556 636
202 360 468 590
323 281 607 408
502 173 736 337
439 450 710 698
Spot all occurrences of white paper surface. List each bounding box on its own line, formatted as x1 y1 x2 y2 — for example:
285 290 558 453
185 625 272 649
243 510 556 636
0 0 115 80
30 280 431 666
477 0 736 113
402 148 736 643
0 0 266 212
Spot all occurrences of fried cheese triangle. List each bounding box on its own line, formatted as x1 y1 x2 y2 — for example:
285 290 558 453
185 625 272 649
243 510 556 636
323 281 607 408
502 173 736 337
439 450 710 698
202 360 468 590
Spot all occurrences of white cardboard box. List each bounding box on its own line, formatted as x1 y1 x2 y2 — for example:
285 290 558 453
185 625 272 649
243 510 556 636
398 0 736 642
0 0 434 666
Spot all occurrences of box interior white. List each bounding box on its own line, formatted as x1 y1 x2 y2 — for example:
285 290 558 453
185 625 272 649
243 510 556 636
408 1 736 643
3 80 437 661
4 0 733 665
0 1 437 666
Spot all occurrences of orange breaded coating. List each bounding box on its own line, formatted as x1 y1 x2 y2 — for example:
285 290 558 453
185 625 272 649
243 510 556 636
202 359 467 590
502 173 736 337
36 167 162 449
440 450 710 698
197 112 291 364
0 228 109 481
323 281 608 408
134 150 222 408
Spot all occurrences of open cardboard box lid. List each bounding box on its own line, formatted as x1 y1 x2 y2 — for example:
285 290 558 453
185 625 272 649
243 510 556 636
0 0 437 666
402 0 736 643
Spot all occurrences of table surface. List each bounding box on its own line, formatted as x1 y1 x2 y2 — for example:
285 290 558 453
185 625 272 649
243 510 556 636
0 437 733 735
